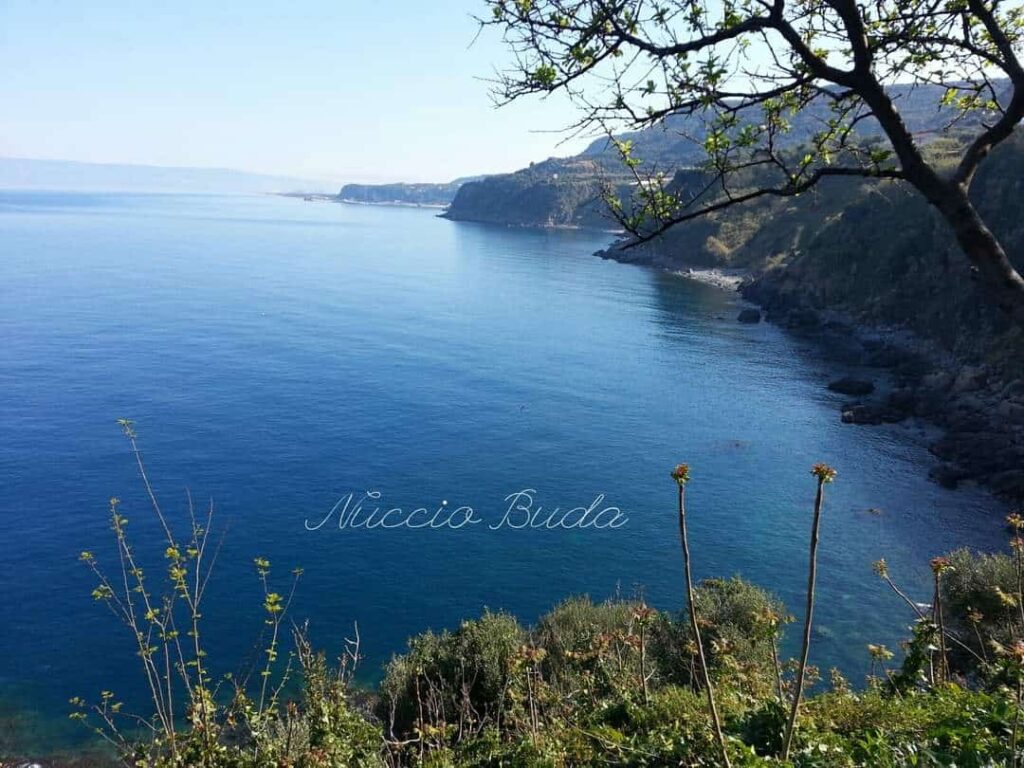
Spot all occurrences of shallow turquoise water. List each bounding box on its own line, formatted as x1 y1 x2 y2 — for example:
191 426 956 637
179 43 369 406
0 190 1008 751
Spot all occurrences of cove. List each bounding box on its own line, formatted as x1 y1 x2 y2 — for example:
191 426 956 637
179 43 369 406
0 189 1009 751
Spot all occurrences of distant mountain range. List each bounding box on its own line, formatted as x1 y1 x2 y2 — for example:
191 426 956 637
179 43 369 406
441 81 1005 228
0 157 330 194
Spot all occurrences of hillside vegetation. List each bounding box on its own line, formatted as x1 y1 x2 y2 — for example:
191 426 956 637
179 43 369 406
338 180 476 207
443 83 996 229
606 132 1024 500
439 157 636 228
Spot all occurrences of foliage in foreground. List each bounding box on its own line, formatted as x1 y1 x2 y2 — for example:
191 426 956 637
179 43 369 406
66 427 1024 767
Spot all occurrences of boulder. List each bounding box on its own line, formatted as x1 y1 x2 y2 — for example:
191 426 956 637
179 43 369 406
945 409 989 433
737 308 762 324
841 404 884 425
840 400 909 425
828 377 876 396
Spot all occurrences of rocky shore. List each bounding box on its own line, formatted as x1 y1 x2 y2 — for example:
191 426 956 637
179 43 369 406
673 267 749 291
591 133 1024 505
596 237 1024 503
743 277 1024 501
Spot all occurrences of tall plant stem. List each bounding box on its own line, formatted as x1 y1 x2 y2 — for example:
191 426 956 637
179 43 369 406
933 573 948 684
782 475 827 761
880 571 985 665
1015 543 1024 633
639 622 649 706
771 640 786 705
678 484 731 768
1013 672 1022 768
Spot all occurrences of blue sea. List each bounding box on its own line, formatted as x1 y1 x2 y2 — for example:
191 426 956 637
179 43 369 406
0 190 1009 752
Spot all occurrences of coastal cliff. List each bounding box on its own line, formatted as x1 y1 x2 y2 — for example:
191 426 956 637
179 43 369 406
603 133 1024 499
440 157 631 229
338 178 479 207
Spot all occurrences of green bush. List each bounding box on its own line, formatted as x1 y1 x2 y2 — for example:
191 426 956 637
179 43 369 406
534 596 647 699
376 611 527 740
942 549 1018 664
652 578 787 699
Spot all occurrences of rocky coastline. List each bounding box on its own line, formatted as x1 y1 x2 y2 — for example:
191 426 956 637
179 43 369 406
599 240 1024 503
674 266 749 291
742 276 1024 501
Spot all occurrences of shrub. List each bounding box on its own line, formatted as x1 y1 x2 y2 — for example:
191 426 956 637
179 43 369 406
942 549 1017 664
376 611 526 742
652 577 787 701
534 596 647 699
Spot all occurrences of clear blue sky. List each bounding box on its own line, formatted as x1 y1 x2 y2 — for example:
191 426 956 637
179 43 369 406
0 0 589 183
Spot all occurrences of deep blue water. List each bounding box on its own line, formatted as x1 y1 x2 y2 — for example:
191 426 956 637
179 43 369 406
0 190 1010 751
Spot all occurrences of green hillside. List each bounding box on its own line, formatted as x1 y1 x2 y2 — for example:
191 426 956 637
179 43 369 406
444 83 1000 229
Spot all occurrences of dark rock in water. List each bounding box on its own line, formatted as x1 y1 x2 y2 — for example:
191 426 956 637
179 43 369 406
945 410 988 433
840 401 908 425
737 308 761 324
928 437 956 461
861 337 886 351
930 463 969 489
928 426 1024 498
842 404 884 425
740 244 1024 501
828 377 875 396
938 430 1005 458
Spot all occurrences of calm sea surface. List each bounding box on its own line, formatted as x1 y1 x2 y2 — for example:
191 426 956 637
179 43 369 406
0 191 1009 751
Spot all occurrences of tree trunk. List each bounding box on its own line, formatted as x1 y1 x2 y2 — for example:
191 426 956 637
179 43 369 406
934 185 1024 325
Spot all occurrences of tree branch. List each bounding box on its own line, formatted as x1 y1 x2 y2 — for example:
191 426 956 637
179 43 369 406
617 165 904 248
